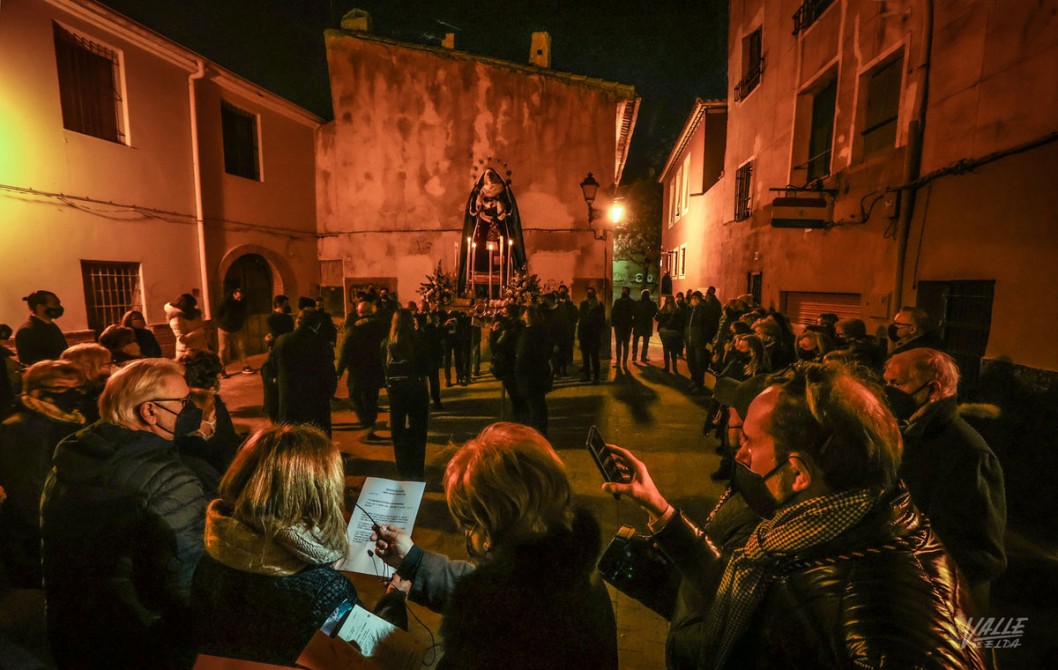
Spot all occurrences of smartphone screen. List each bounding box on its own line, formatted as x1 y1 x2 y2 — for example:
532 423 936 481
586 425 628 484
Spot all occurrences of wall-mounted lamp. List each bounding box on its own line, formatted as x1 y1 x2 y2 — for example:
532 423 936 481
580 172 607 240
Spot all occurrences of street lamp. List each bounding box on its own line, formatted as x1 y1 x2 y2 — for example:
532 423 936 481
609 201 625 225
580 172 600 224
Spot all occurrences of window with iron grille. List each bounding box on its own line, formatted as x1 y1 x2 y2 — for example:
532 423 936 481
735 29 764 101
81 261 142 333
221 102 261 180
53 23 125 143
734 162 753 221
793 0 836 35
861 55 903 158
916 280 994 396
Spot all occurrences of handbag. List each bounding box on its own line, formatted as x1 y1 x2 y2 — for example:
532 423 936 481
597 525 681 619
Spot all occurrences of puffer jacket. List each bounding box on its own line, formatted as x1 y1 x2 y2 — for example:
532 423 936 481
654 487 983 670
40 422 208 669
165 302 209 359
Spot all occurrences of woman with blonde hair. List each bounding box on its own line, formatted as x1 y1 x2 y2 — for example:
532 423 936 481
191 424 360 665
372 422 618 669
61 342 112 421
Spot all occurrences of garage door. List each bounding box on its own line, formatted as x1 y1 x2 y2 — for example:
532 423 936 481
782 292 862 332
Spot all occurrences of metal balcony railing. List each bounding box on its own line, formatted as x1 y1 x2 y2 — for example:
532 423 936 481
734 58 764 101
793 0 836 35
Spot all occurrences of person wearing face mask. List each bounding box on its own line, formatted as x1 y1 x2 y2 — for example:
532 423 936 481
15 290 68 366
177 350 242 496
795 329 833 363
40 359 210 668
603 364 984 670
887 306 945 358
99 324 144 366
885 349 1006 614
120 309 163 359
370 422 618 669
0 361 87 587
833 318 885 373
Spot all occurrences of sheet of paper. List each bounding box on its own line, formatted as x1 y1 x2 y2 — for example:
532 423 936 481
334 605 424 670
338 477 426 577
295 630 376 670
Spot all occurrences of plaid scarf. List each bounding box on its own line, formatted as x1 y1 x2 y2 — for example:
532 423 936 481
700 487 878 669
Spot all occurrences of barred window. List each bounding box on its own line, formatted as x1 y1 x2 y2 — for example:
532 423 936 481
53 23 125 143
222 102 261 180
81 261 142 333
735 29 764 101
734 162 753 221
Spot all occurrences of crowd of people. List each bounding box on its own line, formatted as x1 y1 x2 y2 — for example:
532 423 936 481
0 280 1008 669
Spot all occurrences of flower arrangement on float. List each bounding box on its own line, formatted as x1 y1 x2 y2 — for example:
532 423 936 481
417 261 454 307
501 265 542 308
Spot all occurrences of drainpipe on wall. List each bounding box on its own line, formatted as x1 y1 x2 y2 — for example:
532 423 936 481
892 0 934 313
188 58 212 318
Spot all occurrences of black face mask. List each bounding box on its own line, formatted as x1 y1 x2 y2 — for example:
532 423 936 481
884 382 931 422
887 323 905 342
282 305 292 314
44 306 64 319
796 349 817 362
833 335 847 348
734 459 789 519
155 400 203 438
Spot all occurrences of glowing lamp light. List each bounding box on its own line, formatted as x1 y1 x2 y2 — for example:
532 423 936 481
609 203 625 225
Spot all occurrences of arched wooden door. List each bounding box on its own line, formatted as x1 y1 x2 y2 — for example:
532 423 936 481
223 253 273 355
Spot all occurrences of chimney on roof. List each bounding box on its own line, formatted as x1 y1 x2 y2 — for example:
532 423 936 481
529 32 551 68
442 32 456 49
341 9 373 32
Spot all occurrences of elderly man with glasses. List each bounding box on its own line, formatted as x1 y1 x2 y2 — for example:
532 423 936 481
887 306 945 357
40 359 210 669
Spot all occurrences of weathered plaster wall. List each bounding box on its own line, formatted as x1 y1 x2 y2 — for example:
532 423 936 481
0 0 199 331
902 0 1058 372
0 0 321 339
715 0 917 324
318 32 625 302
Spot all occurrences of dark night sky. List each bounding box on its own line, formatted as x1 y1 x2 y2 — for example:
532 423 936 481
99 0 728 179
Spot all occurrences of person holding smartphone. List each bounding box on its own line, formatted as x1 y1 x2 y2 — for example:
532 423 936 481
600 364 983 670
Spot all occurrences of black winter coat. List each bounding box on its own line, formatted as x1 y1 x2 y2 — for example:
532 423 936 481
515 325 554 396
133 327 163 358
0 409 83 586
577 299 605 343
215 296 248 333
633 297 658 335
337 315 387 385
900 396 1006 607
40 422 208 669
191 555 357 666
654 488 983 670
611 295 635 332
15 316 67 366
437 508 618 670
268 326 337 435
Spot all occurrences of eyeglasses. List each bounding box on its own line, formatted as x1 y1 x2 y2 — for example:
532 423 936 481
149 395 191 407
892 321 913 328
